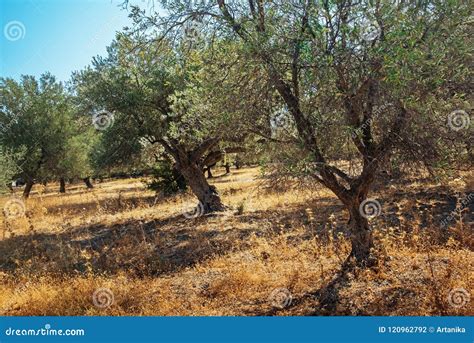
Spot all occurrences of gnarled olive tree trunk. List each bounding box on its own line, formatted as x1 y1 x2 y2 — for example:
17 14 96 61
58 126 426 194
179 161 225 213
161 138 226 214
346 196 375 265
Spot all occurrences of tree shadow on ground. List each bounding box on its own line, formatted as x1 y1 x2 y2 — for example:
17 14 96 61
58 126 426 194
240 184 473 316
0 211 260 278
1 181 470 314
39 193 164 216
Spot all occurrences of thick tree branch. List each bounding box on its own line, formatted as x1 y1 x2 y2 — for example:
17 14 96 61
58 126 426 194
190 137 220 162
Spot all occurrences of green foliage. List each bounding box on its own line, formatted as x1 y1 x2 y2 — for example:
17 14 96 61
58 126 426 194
72 33 248 206
2 0 471 200
0 148 24 193
0 74 76 183
146 0 472 176
0 73 99 190
147 160 187 196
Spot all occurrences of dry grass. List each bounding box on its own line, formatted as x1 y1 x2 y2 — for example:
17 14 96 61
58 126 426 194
0 167 472 316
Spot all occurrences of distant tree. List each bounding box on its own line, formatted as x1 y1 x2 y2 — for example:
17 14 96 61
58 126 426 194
0 74 77 198
54 126 97 192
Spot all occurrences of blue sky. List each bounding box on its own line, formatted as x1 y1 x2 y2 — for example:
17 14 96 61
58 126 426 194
0 0 140 82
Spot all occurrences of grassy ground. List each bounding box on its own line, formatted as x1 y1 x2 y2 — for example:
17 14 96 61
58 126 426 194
0 167 472 316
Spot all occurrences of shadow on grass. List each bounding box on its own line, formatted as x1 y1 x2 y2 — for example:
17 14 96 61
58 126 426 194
0 182 469 306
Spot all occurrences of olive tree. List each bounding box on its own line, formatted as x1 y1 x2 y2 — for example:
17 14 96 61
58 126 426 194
74 36 246 212
129 0 472 265
0 74 77 198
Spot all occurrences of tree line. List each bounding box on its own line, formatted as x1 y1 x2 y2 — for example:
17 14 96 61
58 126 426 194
1 0 471 267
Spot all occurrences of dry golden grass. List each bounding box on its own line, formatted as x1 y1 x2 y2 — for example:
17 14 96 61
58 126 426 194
0 167 472 316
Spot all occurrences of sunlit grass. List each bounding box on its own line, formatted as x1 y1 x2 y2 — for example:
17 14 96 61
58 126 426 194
0 168 472 316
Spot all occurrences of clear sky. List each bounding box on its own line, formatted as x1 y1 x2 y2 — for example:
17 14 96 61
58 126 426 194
0 0 139 82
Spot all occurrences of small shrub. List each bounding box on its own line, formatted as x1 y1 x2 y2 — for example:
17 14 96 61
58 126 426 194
147 161 187 196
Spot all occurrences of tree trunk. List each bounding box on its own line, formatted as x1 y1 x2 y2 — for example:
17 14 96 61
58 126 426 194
345 196 375 266
23 180 34 198
225 163 230 174
206 166 213 179
83 177 94 189
59 178 66 193
172 167 187 191
180 163 225 213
